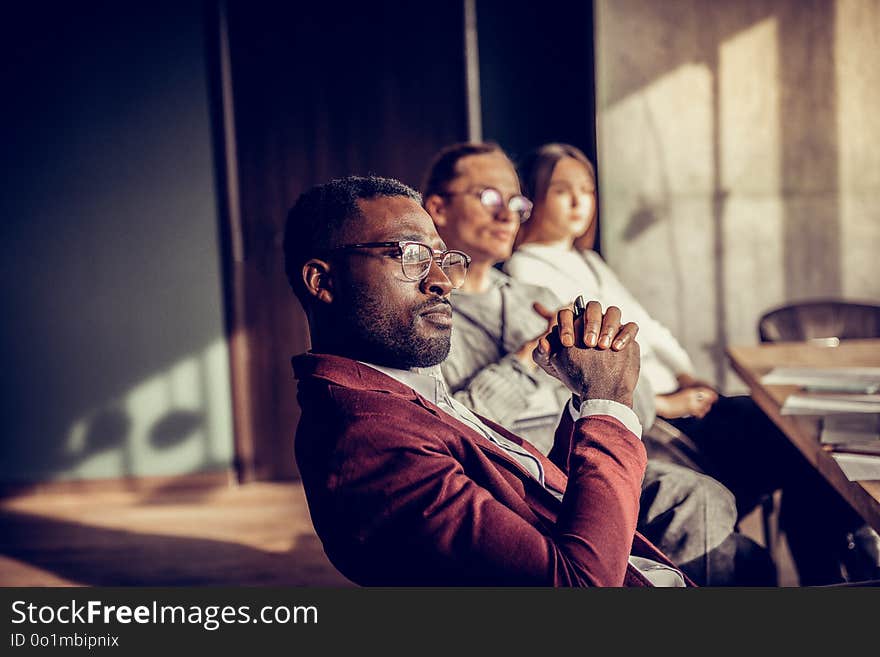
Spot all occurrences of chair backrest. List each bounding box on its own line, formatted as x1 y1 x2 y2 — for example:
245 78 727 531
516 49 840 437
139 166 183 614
758 299 880 343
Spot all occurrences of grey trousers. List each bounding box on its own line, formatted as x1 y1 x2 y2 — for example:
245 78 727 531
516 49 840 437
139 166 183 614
516 412 775 585
638 459 775 586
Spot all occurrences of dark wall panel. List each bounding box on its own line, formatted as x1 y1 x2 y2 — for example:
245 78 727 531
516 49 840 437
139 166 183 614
477 0 598 250
477 0 596 163
224 1 468 479
0 2 233 483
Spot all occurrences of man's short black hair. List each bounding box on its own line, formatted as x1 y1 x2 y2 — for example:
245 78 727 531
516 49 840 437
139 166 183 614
283 175 421 306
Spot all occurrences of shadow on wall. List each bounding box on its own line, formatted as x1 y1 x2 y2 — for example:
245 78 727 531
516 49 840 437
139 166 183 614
149 410 206 450
3 406 231 495
622 196 664 242
603 0 842 388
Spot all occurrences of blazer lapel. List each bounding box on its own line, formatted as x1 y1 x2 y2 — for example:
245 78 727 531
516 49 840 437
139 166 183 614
411 393 543 476
297 353 527 473
478 414 568 494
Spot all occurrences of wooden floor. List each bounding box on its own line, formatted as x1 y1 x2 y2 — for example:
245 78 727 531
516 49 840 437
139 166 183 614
0 480 352 587
0 479 797 587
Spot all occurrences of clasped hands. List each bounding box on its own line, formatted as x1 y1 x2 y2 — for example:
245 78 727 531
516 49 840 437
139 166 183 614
521 298 641 408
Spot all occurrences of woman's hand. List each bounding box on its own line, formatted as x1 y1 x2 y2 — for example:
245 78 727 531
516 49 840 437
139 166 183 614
655 386 717 419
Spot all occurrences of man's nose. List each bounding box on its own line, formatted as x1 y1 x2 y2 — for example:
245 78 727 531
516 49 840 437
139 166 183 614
420 259 453 297
494 203 516 224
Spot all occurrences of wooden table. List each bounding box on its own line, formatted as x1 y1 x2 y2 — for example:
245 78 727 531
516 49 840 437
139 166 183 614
726 339 880 533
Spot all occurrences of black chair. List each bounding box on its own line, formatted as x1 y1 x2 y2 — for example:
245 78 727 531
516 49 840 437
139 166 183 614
758 299 880 344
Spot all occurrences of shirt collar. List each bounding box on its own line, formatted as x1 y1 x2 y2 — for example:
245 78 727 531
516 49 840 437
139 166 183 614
358 361 447 406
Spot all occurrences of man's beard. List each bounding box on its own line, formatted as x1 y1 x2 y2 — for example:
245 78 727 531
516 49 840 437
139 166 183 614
340 284 452 369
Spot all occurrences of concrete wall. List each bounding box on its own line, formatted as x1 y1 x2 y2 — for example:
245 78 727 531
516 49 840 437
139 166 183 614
595 0 880 391
0 3 234 482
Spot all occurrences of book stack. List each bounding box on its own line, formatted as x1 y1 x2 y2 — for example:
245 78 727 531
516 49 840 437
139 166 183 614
761 367 880 482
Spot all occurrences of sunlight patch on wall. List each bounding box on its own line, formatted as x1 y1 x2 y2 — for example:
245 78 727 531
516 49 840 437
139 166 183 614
719 16 786 350
600 63 714 202
836 0 880 298
599 62 716 379
720 17 781 193
61 339 233 481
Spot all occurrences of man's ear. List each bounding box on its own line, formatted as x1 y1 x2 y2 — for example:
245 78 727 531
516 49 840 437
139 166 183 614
302 258 334 305
423 194 447 228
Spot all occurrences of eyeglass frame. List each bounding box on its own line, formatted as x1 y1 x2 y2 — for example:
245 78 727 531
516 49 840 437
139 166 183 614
324 240 472 286
441 187 533 222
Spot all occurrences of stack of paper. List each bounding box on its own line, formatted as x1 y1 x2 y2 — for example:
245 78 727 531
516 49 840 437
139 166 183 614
781 393 880 415
821 413 880 448
830 452 880 482
763 367 880 480
761 366 880 393
821 413 880 481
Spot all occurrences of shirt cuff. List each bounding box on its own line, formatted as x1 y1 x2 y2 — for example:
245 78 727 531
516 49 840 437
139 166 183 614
567 397 643 439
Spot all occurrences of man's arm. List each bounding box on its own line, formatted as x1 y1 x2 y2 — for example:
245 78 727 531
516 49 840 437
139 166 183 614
325 403 645 586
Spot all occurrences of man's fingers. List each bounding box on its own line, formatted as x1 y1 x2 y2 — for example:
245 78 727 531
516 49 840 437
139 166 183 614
533 335 551 367
597 305 621 349
537 326 563 358
556 308 575 347
611 322 639 350
583 300 602 347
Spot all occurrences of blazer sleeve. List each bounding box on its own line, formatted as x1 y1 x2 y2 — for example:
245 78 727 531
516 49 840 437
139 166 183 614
318 400 646 587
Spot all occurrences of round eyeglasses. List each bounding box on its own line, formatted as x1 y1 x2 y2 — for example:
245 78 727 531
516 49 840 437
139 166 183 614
444 187 533 222
327 241 471 289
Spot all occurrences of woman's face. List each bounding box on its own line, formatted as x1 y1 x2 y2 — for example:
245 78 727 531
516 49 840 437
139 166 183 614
530 156 596 243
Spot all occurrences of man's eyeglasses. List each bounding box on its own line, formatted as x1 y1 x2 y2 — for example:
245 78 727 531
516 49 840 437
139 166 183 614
327 241 471 289
443 187 533 222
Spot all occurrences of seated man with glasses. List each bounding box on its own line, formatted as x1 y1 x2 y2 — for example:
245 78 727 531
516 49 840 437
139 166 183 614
421 142 775 586
285 174 690 586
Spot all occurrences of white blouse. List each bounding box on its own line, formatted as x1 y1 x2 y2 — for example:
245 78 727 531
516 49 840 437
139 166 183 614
504 243 695 395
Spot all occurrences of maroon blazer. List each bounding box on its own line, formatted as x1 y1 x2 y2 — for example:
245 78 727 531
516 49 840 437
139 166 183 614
293 352 691 587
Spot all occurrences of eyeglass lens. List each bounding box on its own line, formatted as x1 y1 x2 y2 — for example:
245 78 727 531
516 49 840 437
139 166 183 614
478 188 531 222
401 243 468 288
